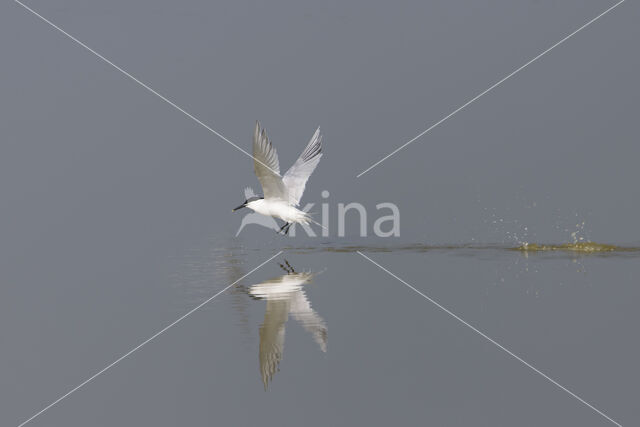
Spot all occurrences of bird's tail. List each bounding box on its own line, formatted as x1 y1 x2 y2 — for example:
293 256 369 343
295 209 313 225
300 211 329 233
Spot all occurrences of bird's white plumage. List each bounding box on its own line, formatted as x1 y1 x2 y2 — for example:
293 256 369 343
252 123 287 201
243 121 323 230
283 127 323 206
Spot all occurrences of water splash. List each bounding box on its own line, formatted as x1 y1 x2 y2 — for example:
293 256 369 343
570 220 587 244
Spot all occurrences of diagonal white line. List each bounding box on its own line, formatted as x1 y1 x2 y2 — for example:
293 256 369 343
14 0 280 176
356 251 622 427
356 0 625 177
17 251 283 427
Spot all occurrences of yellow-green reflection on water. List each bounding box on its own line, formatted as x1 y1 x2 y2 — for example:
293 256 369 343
513 242 631 253
283 242 640 255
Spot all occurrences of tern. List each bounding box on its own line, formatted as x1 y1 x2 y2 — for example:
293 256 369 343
249 260 327 389
232 121 323 235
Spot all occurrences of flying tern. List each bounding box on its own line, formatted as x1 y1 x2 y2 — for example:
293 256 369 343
232 121 323 235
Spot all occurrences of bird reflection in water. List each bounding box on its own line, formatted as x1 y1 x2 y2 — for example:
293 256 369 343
248 260 327 390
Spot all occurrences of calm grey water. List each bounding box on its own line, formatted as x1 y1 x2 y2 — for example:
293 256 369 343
2 0 639 426
2 236 639 426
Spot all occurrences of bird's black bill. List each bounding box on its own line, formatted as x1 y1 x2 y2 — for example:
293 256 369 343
232 203 246 212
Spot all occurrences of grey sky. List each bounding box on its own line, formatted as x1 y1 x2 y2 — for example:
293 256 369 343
2 0 637 245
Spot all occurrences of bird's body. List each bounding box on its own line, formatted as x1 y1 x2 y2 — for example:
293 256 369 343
244 198 311 225
232 121 323 234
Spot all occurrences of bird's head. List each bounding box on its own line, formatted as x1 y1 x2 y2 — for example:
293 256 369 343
232 196 262 212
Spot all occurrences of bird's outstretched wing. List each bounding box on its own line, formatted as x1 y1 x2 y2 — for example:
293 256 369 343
259 299 289 390
289 288 327 353
283 127 322 206
253 121 287 201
